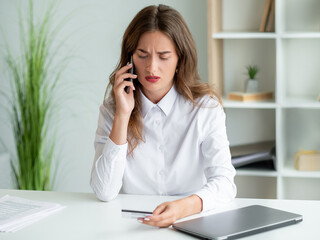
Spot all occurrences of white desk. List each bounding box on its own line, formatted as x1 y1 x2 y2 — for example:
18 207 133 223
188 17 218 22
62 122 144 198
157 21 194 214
0 189 319 240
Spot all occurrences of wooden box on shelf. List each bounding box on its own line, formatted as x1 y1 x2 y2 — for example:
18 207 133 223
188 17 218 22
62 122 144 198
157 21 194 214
228 91 273 102
294 150 320 171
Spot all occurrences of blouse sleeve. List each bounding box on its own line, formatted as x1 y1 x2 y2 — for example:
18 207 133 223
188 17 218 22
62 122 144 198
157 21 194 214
90 103 128 201
194 104 237 212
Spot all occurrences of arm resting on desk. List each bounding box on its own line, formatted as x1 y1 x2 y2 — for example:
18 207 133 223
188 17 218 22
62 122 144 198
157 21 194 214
90 137 127 201
90 104 128 201
195 106 237 212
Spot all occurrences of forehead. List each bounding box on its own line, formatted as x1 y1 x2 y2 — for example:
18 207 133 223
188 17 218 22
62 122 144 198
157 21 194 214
136 31 176 51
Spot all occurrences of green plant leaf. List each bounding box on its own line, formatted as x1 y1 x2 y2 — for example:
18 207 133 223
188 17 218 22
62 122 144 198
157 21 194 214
2 0 69 191
246 65 259 79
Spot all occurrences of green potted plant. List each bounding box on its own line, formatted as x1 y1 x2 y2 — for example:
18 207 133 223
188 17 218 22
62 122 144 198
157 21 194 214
245 65 259 93
1 0 67 190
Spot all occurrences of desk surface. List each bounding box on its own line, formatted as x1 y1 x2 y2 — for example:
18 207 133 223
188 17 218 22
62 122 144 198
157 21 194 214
0 189 319 240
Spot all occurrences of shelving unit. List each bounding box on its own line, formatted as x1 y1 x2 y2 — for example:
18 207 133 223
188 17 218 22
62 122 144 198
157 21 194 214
207 0 320 200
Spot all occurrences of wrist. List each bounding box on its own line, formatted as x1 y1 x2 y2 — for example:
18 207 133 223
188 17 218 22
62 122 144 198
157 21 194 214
114 112 131 122
109 114 130 145
177 195 203 219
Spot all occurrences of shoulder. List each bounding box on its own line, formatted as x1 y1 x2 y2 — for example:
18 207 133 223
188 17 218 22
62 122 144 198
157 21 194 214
196 94 221 108
194 95 225 124
195 95 227 141
193 94 224 116
176 94 223 115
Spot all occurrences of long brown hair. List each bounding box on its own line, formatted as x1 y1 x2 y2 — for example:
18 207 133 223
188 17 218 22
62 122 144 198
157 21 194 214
104 4 220 154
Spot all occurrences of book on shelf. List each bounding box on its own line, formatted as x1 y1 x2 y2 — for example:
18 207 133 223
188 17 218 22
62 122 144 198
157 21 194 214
230 141 276 170
228 91 273 102
259 0 275 32
265 0 275 32
259 0 272 32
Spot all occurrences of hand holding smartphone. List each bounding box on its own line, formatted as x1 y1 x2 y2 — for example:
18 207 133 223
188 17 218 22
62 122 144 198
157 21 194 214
124 55 135 94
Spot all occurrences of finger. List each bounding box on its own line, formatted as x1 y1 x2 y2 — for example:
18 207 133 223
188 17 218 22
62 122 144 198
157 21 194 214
114 81 135 94
152 203 167 216
139 214 174 228
115 64 134 79
142 207 174 226
146 210 171 223
114 73 137 87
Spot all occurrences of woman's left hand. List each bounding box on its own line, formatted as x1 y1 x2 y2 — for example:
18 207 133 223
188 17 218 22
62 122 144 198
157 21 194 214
138 195 202 228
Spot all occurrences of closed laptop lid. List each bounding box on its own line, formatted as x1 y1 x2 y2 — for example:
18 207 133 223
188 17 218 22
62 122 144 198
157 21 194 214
173 205 303 240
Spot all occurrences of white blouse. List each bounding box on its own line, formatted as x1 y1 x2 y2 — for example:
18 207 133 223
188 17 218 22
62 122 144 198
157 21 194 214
90 86 237 212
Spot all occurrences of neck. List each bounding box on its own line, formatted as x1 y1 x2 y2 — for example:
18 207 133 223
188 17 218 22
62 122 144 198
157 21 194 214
141 84 173 104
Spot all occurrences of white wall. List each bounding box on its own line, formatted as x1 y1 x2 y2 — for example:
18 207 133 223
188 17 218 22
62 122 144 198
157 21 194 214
0 0 208 192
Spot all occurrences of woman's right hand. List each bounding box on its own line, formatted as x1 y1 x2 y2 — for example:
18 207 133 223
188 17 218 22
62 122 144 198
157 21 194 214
113 63 137 118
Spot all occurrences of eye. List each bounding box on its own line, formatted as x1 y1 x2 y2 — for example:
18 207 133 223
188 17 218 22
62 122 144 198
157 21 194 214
159 53 170 60
138 55 148 59
160 57 169 60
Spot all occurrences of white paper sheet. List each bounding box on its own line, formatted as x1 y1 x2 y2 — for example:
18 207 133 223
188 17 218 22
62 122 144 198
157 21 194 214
0 195 65 232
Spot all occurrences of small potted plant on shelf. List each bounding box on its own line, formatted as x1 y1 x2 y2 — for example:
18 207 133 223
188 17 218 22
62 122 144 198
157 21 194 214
245 65 259 93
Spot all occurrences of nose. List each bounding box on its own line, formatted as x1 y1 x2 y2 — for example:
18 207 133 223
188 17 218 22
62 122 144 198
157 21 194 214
146 56 158 73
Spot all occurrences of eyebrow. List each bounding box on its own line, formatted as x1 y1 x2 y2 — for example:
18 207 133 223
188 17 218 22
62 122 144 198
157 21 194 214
137 49 171 54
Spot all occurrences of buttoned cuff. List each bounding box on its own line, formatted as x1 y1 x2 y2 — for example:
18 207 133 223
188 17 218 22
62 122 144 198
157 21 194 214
194 189 212 212
195 188 235 213
102 137 128 161
194 188 226 212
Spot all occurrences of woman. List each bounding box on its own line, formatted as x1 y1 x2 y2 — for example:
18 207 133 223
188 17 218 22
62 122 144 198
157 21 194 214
91 4 236 228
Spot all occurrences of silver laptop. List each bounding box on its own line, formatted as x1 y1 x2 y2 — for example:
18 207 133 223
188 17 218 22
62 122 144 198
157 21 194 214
173 205 302 240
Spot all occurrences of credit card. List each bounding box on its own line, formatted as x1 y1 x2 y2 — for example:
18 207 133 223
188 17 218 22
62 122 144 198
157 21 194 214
121 209 153 219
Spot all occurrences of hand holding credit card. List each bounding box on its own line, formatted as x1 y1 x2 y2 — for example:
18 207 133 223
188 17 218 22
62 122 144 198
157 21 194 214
122 209 153 219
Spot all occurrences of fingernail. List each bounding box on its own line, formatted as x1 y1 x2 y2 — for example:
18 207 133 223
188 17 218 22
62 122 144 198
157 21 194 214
133 86 136 90
126 62 130 66
137 219 143 223
133 74 137 77
144 218 150 221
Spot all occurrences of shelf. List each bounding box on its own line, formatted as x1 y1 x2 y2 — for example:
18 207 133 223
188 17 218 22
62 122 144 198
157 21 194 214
282 97 320 109
236 169 278 177
223 98 276 109
282 164 320 179
281 32 320 39
212 32 320 39
212 32 277 39
208 0 320 200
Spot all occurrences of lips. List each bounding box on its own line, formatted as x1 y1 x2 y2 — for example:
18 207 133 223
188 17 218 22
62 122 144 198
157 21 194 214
145 75 160 83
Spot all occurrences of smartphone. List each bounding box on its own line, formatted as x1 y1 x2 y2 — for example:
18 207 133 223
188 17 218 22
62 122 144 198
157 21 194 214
124 55 135 94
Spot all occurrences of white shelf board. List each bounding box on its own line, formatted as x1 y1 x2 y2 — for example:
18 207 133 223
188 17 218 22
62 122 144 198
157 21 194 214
282 163 320 179
222 98 277 109
212 32 277 39
236 169 278 177
282 97 320 109
281 32 320 39
212 32 320 39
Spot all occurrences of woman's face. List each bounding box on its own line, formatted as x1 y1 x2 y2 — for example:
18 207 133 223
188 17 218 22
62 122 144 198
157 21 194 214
133 31 178 103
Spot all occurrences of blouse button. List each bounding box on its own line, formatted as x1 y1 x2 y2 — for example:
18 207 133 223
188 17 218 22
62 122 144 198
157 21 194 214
159 170 166 177
159 145 164 152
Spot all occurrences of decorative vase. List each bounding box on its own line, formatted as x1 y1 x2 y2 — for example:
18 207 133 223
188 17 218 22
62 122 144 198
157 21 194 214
245 79 259 93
